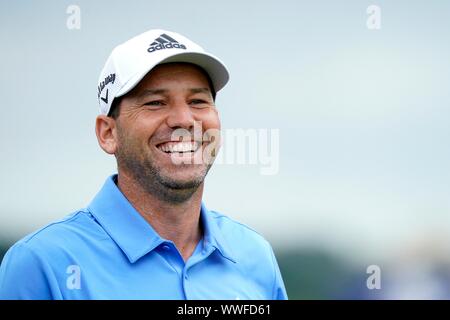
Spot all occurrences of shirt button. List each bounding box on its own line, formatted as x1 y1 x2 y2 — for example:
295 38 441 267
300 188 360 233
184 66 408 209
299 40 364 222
184 274 188 280
162 245 170 251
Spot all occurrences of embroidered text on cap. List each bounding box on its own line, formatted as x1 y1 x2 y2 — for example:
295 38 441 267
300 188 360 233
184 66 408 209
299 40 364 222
148 33 187 53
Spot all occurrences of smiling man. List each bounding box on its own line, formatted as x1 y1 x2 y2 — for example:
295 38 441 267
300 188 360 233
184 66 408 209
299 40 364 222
0 29 287 300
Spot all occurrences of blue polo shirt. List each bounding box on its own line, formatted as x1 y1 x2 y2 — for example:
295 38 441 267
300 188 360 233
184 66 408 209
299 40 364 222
0 175 287 300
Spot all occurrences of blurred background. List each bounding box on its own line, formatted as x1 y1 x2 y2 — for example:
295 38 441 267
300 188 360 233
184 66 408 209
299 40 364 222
1 0 450 299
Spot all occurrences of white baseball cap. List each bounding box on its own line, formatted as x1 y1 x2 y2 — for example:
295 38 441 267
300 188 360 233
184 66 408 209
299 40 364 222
97 29 230 115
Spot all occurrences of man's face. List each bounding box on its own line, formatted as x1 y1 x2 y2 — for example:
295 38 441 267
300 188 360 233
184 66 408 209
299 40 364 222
113 63 221 203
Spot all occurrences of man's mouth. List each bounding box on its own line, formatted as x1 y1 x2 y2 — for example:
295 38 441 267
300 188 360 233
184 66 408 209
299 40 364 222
156 141 202 154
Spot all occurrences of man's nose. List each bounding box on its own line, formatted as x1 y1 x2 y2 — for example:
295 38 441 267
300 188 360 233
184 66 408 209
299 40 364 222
166 102 195 129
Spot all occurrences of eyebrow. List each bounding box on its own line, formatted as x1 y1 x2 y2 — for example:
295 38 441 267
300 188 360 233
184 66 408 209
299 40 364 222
189 88 211 95
138 89 168 97
138 87 212 98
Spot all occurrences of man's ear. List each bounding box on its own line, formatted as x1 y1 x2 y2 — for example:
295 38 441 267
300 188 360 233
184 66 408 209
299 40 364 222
95 115 118 154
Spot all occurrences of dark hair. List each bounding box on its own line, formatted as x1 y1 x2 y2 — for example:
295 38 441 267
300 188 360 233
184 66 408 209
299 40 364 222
107 64 216 120
108 97 122 119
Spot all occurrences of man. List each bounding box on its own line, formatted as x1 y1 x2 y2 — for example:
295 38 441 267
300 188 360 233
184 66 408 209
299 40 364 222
0 29 287 299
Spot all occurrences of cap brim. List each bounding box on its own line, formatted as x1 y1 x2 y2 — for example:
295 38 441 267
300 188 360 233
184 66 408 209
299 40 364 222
115 51 229 98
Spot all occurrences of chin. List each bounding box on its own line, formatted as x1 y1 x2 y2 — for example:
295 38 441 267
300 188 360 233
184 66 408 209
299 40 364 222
158 169 206 189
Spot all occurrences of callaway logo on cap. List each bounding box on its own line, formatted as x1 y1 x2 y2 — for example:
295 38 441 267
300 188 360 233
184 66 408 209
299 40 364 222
97 29 230 115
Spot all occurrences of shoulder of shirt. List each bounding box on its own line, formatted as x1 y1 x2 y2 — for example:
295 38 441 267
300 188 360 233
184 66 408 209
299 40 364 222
10 209 95 252
208 209 271 247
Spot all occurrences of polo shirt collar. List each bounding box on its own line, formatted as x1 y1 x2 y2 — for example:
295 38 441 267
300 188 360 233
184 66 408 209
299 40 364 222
200 202 236 263
88 175 236 264
88 175 164 263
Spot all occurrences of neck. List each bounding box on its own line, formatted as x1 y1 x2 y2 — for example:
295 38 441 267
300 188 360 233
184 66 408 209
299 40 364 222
116 171 204 261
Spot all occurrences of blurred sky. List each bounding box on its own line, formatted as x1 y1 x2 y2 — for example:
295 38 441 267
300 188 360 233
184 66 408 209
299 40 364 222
1 0 450 264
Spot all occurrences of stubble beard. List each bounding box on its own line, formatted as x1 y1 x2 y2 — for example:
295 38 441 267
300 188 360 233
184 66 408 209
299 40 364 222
115 128 214 204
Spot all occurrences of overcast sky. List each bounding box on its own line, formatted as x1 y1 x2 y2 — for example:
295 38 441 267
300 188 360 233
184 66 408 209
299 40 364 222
1 0 450 262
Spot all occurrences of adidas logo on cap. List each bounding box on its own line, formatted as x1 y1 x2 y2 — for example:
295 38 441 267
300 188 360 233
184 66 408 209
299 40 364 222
148 33 187 53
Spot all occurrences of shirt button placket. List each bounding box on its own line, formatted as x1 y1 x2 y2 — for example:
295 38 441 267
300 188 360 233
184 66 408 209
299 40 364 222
183 269 192 300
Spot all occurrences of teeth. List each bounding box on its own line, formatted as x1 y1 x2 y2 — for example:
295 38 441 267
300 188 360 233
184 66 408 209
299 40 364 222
157 141 200 153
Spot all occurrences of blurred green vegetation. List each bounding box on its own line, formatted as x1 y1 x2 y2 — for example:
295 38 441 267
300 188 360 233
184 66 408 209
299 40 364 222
276 248 356 299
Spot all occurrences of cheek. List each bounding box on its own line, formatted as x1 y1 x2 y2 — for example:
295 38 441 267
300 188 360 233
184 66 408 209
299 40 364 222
199 111 221 149
116 126 139 153
134 116 162 140
118 117 161 149
199 109 221 131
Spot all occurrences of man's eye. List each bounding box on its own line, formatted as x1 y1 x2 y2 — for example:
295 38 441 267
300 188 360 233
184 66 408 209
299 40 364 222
189 99 208 106
144 101 164 106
